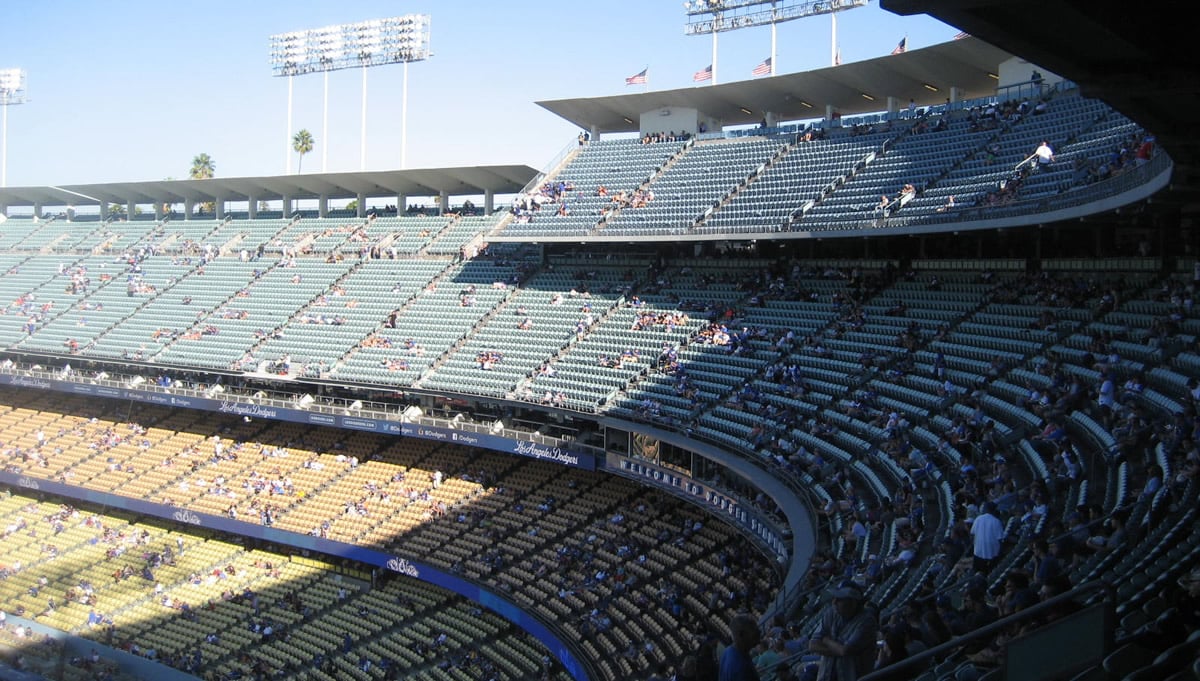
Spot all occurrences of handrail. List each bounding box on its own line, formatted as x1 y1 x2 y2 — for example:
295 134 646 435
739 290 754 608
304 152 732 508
902 503 1132 613
857 579 1114 681
762 579 1114 679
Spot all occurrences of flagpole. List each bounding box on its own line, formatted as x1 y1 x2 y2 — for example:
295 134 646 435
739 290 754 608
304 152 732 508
711 23 718 85
831 13 837 67
771 22 777 75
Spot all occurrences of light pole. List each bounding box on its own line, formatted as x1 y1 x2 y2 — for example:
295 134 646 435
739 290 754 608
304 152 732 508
0 68 27 188
269 15 430 174
684 0 867 74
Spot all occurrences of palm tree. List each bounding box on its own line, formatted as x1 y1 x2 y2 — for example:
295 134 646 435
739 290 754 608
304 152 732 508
293 129 314 174
189 153 215 180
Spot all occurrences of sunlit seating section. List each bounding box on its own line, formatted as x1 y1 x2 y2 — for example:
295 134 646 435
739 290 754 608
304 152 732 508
502 139 685 237
33 255 196 361
88 220 165 254
0 494 572 681
916 96 1141 215
261 216 367 255
0 389 779 680
805 117 993 227
80 257 254 364
14 255 139 355
6 218 96 252
0 254 84 341
421 260 630 399
425 213 506 256
0 217 46 248
155 218 223 254
369 215 455 255
253 257 449 380
521 282 708 411
148 259 354 371
506 92 1157 238
701 132 889 233
605 137 786 236
200 218 292 256
332 258 525 387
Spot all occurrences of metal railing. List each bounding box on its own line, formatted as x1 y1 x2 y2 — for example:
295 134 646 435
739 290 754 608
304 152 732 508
858 579 1115 681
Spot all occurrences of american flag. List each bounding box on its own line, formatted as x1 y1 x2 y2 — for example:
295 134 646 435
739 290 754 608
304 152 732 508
751 57 772 77
625 68 648 86
693 65 712 82
892 37 907 55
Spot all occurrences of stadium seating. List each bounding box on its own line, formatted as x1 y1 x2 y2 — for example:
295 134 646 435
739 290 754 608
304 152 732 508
491 89 1156 239
0 86 1190 681
0 387 780 680
0 493 573 681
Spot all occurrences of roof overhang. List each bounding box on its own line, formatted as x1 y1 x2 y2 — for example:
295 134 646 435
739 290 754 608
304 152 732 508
0 166 539 208
537 38 1014 134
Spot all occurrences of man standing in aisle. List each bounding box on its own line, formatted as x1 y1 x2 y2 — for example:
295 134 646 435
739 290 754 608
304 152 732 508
971 501 1004 574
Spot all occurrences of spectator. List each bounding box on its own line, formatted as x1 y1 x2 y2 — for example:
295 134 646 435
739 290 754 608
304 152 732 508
755 638 787 681
807 583 878 681
719 613 762 681
1033 140 1055 170
970 502 1003 574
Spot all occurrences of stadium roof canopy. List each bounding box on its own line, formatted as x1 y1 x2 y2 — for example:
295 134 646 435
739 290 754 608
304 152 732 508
0 166 538 210
537 38 1016 134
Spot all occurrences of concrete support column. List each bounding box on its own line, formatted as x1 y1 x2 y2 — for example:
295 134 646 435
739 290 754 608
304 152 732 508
318 195 328 219
825 104 837 126
248 197 258 220
949 87 961 108
214 198 224 221
589 124 599 142
33 202 42 219
357 192 366 219
484 189 494 215
397 194 407 215
439 191 449 215
184 199 193 219
764 111 778 127
887 96 899 117
281 195 292 218
154 203 163 221
126 201 135 220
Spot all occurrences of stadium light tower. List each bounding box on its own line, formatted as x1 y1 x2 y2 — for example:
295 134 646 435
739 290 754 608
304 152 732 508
0 68 27 188
684 0 867 75
270 15 431 173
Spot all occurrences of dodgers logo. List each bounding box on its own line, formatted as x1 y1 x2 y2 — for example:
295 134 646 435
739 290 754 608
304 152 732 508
172 510 202 525
385 557 420 577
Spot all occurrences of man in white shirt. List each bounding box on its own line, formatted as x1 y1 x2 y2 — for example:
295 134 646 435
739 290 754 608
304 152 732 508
1034 141 1055 170
970 501 1004 574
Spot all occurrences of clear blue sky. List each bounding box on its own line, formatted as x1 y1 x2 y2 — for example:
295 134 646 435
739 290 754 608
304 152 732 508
0 1 956 189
